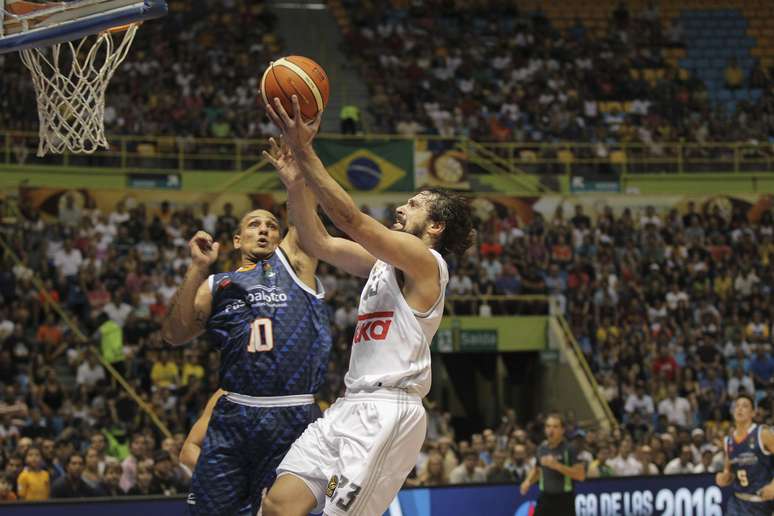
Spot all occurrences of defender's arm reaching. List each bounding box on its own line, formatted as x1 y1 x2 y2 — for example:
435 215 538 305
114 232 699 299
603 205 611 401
161 232 217 345
263 136 376 278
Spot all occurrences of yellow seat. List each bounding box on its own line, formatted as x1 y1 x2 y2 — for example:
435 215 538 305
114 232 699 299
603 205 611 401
519 150 538 163
610 150 627 165
137 143 157 157
558 150 575 164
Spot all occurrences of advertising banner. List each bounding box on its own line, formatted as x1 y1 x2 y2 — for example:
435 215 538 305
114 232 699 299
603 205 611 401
570 173 621 193
314 139 414 192
430 317 547 353
388 474 727 516
1 475 729 516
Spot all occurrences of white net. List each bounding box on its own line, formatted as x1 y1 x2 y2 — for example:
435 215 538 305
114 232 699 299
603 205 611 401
19 23 138 157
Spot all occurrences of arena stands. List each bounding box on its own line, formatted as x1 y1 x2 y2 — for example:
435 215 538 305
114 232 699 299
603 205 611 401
0 0 281 138
338 0 773 142
1 192 773 498
4 0 774 506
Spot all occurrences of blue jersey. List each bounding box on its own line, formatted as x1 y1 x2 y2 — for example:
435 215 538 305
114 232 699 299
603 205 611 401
726 424 774 496
206 247 331 397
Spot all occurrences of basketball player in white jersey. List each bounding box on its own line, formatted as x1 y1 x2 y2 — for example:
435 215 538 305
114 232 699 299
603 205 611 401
260 96 474 516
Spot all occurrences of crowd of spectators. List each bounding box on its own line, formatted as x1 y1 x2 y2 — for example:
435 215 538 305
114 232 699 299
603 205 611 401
0 0 282 139
394 193 774 487
342 1 774 147
2 191 774 500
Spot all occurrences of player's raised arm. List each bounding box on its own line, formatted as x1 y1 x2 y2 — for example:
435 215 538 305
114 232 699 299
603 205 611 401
266 96 439 284
263 136 376 278
161 231 218 345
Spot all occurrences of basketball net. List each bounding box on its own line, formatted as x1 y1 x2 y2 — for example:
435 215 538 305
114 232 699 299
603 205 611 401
19 23 138 156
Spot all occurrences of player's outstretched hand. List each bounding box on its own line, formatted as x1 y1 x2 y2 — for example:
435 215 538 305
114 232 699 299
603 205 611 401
265 94 322 153
189 230 219 268
262 137 302 188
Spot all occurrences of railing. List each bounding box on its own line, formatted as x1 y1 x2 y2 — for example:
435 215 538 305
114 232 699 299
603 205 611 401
556 313 618 430
1 130 773 175
445 294 549 316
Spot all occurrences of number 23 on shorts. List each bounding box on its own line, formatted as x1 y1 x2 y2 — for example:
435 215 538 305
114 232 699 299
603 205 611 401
248 318 274 352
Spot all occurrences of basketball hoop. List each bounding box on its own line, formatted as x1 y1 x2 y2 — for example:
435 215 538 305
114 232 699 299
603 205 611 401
0 0 167 156
19 23 138 156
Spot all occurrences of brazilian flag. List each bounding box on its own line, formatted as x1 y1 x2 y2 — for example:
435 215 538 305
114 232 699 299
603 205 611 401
313 139 414 192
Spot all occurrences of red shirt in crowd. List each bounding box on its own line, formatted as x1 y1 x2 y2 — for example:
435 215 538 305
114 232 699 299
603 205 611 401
652 355 679 381
480 241 503 258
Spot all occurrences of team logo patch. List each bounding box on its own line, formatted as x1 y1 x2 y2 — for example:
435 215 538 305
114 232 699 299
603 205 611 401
326 475 338 498
186 492 196 505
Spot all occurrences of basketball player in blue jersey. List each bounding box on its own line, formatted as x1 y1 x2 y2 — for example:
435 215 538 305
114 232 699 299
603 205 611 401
716 393 774 515
161 210 331 515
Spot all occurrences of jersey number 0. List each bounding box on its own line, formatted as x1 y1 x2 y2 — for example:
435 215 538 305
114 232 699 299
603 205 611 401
248 318 274 352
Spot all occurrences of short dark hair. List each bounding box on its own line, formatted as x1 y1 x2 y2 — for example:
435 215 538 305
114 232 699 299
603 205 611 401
545 412 564 427
152 450 171 463
735 393 756 409
462 450 478 460
421 188 475 257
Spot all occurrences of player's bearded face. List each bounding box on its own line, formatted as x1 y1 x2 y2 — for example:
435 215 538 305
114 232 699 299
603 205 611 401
235 211 281 259
393 193 431 238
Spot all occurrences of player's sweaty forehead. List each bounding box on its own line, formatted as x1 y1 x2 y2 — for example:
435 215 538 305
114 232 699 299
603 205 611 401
240 210 279 231
411 191 437 208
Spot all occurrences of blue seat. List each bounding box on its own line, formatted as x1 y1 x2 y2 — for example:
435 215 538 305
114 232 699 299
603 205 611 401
734 89 749 100
717 89 733 102
750 89 763 101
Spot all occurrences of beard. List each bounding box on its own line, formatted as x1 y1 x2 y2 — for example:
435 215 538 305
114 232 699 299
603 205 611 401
393 219 427 239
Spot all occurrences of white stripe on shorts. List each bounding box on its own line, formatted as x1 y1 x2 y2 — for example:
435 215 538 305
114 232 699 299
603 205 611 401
343 388 421 405
224 392 314 407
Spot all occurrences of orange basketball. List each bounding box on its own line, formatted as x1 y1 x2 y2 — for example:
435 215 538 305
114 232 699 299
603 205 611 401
260 56 330 121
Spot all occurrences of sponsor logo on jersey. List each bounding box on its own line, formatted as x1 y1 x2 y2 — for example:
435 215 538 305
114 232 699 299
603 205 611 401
326 475 338 498
353 311 394 344
224 285 288 312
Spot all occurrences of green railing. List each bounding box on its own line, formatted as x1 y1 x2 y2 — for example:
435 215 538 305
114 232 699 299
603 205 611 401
556 313 617 430
2 130 774 175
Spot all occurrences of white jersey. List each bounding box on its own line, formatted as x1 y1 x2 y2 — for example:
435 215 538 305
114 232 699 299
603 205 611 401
344 248 448 397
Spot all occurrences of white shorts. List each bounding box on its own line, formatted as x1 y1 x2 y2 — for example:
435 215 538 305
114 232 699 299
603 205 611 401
276 389 426 516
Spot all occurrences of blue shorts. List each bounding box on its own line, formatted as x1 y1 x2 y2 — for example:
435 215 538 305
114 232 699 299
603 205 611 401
187 397 318 516
726 495 774 516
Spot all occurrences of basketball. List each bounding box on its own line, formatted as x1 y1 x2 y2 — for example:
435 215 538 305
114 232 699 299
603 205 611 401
260 55 330 121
